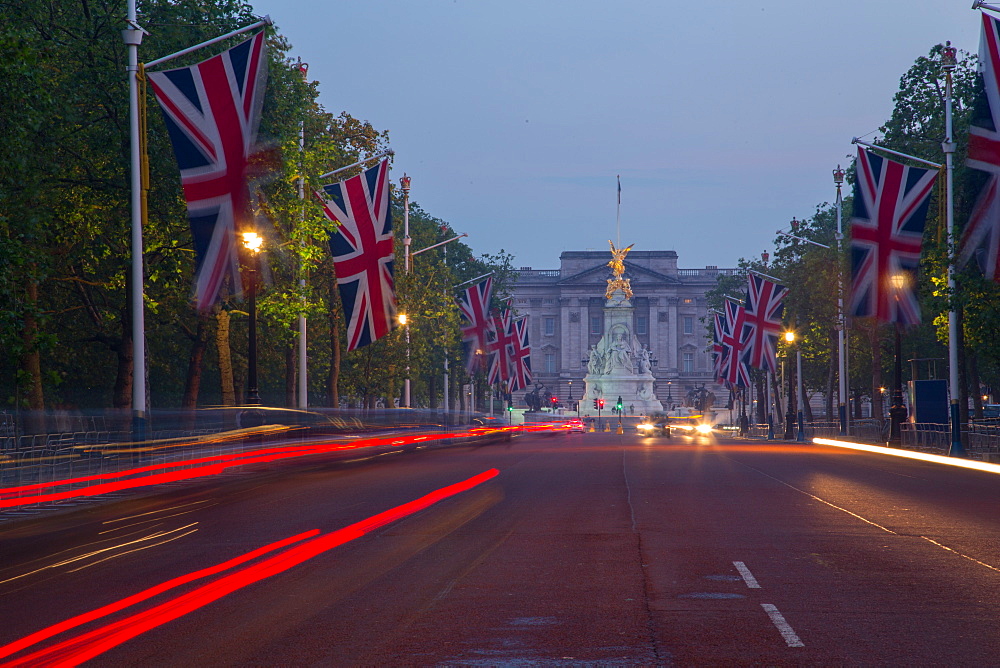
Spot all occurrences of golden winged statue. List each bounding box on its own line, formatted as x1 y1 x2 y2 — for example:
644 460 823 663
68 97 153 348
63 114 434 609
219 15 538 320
605 240 635 300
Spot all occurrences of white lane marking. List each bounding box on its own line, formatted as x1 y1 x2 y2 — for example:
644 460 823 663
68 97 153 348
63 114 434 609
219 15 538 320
739 461 1000 576
741 464 898 535
761 603 804 647
733 561 761 588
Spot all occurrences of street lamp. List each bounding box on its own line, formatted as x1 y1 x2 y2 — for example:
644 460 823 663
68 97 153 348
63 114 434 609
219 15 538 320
400 174 411 273
887 273 909 445
783 331 796 440
398 313 410 408
407 233 468 412
242 231 263 406
833 164 849 437
567 380 574 416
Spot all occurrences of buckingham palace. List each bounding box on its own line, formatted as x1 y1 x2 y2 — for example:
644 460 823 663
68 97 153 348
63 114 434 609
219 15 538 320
510 250 737 411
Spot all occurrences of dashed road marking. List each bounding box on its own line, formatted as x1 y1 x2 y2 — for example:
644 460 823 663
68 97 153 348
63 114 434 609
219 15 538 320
733 561 761 588
761 603 804 647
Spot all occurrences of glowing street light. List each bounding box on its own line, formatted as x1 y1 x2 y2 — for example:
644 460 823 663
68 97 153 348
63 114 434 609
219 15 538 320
242 232 263 406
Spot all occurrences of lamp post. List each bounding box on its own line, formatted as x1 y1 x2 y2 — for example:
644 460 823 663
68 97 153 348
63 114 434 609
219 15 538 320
833 164 849 437
888 274 908 445
242 232 263 406
666 381 672 409
409 233 468 411
568 380 574 415
398 313 410 408
400 175 411 409
942 43 966 457
784 331 796 440
796 342 805 442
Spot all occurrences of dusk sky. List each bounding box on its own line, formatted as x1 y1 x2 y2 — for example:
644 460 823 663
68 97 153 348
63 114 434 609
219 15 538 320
254 1 982 271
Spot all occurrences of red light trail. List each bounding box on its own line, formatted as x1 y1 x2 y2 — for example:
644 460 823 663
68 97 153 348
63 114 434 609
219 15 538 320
0 468 499 667
0 431 490 509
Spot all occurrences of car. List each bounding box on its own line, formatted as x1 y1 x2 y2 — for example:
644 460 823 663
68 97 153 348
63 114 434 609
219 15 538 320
636 419 670 437
565 419 585 433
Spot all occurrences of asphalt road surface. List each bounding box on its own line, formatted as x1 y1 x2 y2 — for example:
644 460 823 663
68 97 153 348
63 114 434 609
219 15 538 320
4 429 1000 666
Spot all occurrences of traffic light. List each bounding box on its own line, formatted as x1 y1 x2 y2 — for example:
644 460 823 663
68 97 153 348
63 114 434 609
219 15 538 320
598 398 605 410
593 399 599 410
616 396 623 412
551 396 558 406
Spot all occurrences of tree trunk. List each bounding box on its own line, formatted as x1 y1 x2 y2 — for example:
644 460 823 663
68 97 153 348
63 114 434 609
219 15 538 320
958 306 969 425
826 329 836 420
112 328 133 411
216 309 236 406
182 315 209 410
871 325 883 420
21 276 45 434
328 272 341 409
285 343 296 407
970 348 983 420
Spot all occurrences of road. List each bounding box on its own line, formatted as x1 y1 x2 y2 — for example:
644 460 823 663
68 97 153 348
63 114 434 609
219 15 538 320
3 429 1000 665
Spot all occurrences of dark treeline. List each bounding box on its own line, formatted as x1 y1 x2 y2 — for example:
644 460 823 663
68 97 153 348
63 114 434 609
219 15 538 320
0 0 514 431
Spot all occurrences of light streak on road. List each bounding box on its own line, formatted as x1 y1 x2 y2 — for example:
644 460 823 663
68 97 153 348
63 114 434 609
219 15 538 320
813 438 1000 475
0 524 199 586
0 468 500 667
0 429 516 510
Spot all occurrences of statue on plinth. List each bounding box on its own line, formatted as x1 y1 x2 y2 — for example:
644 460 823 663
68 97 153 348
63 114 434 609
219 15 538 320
605 240 635 300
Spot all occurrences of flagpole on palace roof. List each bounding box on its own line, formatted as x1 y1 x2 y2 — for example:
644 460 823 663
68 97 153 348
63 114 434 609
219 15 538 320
616 175 621 249
124 1 148 440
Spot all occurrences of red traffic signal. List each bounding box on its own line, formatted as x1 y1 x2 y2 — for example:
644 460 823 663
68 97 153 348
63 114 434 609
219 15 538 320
598 399 605 409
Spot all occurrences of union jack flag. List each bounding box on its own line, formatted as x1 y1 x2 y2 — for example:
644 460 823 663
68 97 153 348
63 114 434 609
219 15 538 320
508 316 532 392
711 311 726 384
457 277 493 374
486 308 516 385
848 147 937 325
740 273 787 374
721 299 750 387
962 14 1000 281
147 32 268 311
316 159 398 351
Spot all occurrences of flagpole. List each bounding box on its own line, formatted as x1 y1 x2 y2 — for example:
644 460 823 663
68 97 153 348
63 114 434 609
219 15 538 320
297 60 308 410
851 138 943 169
973 1 1000 13
616 175 621 249
144 17 272 69
942 44 966 456
319 151 395 180
747 269 783 284
834 165 849 436
125 4 148 441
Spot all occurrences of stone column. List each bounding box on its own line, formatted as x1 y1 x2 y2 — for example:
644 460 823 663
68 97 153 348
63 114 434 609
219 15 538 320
667 297 679 371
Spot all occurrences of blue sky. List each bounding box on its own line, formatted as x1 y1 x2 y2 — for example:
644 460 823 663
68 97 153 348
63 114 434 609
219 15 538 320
254 1 982 270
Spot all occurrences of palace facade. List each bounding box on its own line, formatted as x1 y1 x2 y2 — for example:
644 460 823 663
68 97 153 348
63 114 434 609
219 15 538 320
510 250 737 411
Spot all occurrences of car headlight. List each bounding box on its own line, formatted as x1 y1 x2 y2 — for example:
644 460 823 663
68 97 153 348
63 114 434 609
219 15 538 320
695 423 713 434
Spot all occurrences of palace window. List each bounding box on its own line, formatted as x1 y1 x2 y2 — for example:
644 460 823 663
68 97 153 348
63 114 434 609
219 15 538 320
590 316 602 335
636 316 647 335
544 317 555 336
683 352 694 373
683 316 694 335
544 353 556 374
